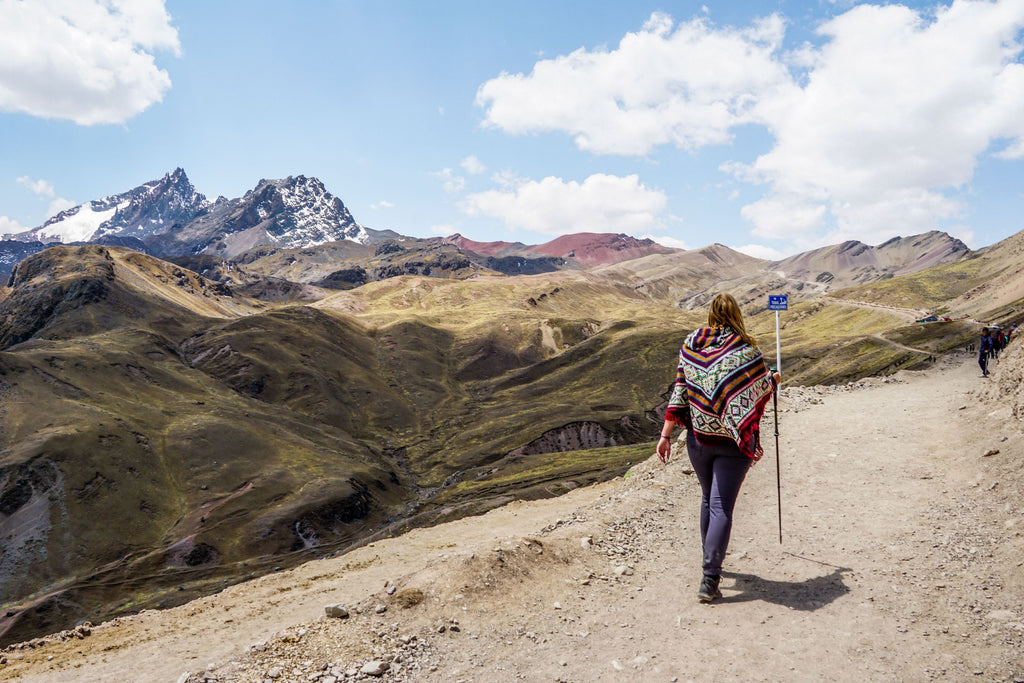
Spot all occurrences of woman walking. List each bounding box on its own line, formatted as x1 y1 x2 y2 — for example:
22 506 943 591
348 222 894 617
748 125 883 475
656 293 779 603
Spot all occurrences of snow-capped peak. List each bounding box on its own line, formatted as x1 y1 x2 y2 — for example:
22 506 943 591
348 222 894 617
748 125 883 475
16 168 208 244
245 175 368 248
8 170 367 259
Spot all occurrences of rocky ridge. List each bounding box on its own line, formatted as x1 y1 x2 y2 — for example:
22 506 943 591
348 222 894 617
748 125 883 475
443 231 675 268
2 171 367 266
13 168 208 245
152 176 367 258
771 231 970 290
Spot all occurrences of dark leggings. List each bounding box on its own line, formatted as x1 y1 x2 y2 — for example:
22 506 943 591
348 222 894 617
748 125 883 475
979 352 989 375
686 429 752 577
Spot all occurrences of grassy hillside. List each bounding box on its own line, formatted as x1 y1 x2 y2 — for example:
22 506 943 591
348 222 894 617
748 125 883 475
0 247 697 642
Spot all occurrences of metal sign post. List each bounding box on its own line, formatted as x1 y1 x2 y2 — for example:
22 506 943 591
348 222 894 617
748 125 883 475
767 294 787 544
768 295 786 371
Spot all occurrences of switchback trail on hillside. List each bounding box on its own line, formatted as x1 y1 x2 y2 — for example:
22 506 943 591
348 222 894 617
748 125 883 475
4 350 1023 682
870 333 932 356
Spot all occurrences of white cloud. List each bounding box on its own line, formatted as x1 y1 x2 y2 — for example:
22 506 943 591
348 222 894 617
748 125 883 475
460 155 486 175
461 173 666 235
14 175 76 221
644 234 689 250
432 168 465 194
47 197 77 218
476 12 791 155
732 0 1024 241
490 169 522 189
741 195 826 240
16 176 54 197
0 0 180 125
995 138 1024 160
733 243 786 260
0 216 25 235
370 200 394 210
429 224 456 236
477 2 1024 250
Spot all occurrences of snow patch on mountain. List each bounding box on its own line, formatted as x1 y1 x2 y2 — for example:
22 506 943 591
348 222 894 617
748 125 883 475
35 204 119 243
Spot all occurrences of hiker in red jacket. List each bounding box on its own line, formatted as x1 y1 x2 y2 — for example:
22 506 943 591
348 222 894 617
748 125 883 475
657 293 779 603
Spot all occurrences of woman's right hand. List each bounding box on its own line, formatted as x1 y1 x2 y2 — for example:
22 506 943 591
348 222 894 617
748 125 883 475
656 435 672 464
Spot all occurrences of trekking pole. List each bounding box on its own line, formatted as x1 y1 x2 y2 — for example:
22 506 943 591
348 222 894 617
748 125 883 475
768 295 786 544
773 383 782 544
774 302 783 545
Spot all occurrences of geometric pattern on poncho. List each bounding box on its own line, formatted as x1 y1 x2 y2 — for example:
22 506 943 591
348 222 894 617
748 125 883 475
667 326 773 459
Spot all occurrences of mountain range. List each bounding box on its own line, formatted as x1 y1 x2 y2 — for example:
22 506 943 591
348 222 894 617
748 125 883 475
4 169 366 263
1 169 973 297
0 169 1017 646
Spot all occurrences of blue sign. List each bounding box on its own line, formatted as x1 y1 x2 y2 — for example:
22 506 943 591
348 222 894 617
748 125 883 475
768 295 788 311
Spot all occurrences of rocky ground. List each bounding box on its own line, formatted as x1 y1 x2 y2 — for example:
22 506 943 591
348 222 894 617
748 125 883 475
3 342 1022 682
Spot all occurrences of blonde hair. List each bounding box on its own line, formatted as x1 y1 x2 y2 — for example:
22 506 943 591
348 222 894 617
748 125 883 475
708 293 758 348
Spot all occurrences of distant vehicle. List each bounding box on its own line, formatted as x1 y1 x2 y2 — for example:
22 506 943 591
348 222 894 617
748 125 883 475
916 315 939 323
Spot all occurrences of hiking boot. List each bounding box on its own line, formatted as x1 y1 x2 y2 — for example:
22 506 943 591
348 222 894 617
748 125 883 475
697 574 722 603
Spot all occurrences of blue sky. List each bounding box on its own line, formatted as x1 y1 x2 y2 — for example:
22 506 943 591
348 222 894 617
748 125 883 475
2 0 1024 258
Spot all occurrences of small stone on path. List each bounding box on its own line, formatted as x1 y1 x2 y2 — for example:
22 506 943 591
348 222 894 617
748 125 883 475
360 660 390 676
324 604 349 619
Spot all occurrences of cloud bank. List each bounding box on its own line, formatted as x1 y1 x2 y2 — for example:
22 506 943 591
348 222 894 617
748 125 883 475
0 0 180 125
476 1 1024 250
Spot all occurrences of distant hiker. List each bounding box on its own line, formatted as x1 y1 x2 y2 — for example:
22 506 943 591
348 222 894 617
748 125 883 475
656 292 780 604
979 327 993 377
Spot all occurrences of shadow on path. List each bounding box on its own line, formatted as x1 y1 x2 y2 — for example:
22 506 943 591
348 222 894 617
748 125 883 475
720 565 851 611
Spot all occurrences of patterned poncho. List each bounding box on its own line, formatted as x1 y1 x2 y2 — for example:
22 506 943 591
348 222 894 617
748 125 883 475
665 326 774 460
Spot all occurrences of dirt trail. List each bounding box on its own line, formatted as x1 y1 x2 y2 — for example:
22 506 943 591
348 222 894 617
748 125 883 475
829 297 928 321
4 352 1022 682
870 333 931 356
